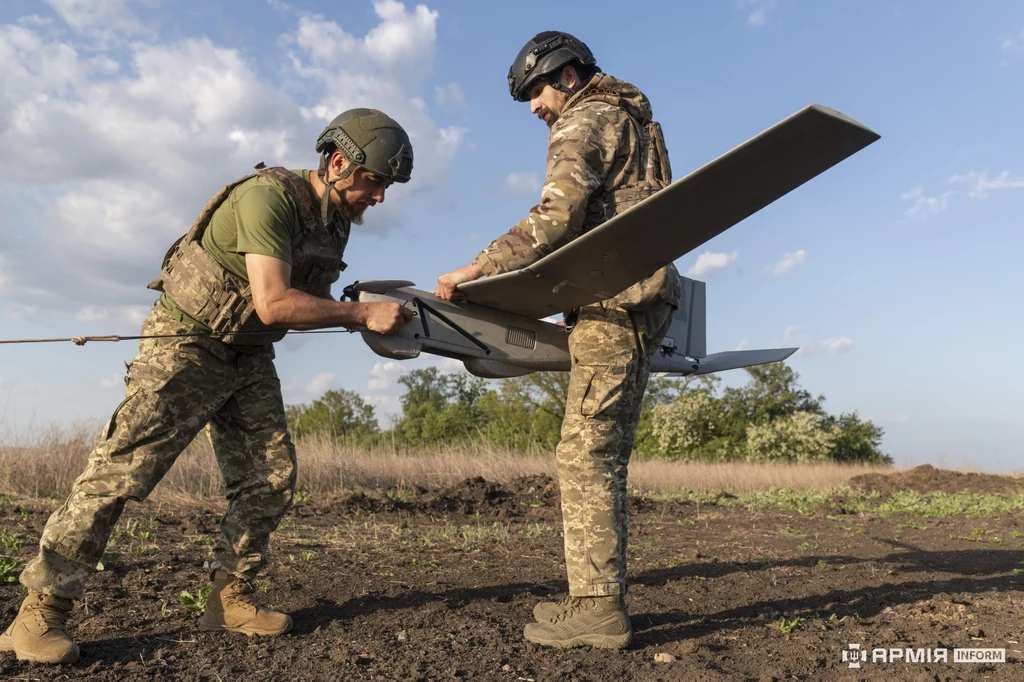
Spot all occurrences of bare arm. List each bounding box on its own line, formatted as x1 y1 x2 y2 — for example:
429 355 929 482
246 253 411 333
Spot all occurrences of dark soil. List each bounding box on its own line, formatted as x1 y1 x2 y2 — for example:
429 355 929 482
850 464 1024 496
3 471 1024 681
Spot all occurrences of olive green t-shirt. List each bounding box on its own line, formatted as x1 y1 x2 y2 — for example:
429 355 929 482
158 169 319 331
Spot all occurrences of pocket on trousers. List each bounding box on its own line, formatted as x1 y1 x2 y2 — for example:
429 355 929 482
102 388 143 441
578 350 634 418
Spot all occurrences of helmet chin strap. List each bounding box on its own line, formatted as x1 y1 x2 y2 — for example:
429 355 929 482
317 152 357 224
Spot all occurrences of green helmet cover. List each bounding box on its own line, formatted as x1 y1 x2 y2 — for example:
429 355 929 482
315 108 414 183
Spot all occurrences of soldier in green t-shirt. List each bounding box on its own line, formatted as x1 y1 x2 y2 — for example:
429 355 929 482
1 109 415 665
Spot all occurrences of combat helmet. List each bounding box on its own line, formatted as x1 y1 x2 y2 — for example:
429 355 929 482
507 31 597 102
314 108 414 222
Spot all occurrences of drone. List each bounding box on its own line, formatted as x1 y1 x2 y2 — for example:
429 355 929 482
346 105 879 379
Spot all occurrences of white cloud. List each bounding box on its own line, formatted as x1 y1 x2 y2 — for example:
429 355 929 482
686 251 737 279
900 184 955 219
768 249 805 276
504 171 542 197
740 0 779 26
305 372 335 395
99 372 123 388
437 357 464 372
435 82 466 108
1001 28 1024 53
44 0 147 39
4 304 41 322
362 393 402 424
783 326 855 357
948 171 1024 199
368 361 406 391
733 340 749 351
74 304 149 326
0 2 466 317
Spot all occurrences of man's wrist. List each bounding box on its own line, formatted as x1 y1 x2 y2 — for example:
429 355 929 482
342 301 367 328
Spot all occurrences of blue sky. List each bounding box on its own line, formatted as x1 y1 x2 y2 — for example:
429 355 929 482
0 0 1022 470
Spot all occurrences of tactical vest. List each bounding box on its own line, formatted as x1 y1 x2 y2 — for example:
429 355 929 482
147 166 350 345
570 82 681 312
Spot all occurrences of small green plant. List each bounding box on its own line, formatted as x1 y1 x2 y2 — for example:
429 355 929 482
818 612 848 626
411 557 437 568
295 490 312 504
816 559 828 569
178 586 212 613
1012 568 1024 575
895 521 927 531
518 523 554 539
96 552 123 571
767 615 802 635
777 527 811 539
0 558 24 584
0 529 23 552
950 527 1002 544
301 551 314 562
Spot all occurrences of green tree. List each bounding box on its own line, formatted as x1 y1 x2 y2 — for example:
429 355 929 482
719 363 824 439
287 389 379 444
650 388 725 459
745 411 839 462
826 411 891 464
390 368 490 445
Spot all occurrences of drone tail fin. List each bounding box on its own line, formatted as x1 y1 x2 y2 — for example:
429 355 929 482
650 277 797 375
660 277 706 359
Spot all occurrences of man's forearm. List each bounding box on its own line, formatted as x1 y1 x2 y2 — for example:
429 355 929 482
259 288 369 330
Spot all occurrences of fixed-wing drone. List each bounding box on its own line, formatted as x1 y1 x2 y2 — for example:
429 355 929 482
346 105 879 379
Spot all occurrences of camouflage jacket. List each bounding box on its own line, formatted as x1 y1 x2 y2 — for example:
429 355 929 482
473 73 680 311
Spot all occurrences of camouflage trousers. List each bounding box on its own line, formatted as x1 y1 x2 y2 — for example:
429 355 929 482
557 301 673 597
21 305 296 601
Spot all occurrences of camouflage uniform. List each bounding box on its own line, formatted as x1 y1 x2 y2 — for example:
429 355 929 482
474 73 680 597
21 168 347 601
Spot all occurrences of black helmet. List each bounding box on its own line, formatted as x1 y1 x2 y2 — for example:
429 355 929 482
507 31 597 102
315 108 413 184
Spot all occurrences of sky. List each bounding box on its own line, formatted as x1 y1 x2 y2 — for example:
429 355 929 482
0 0 1022 470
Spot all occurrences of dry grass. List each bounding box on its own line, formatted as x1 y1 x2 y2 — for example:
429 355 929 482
0 424 901 503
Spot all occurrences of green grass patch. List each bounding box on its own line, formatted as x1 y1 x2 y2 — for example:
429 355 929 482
0 557 24 583
766 615 802 635
178 586 212 613
646 487 1024 518
0 529 23 553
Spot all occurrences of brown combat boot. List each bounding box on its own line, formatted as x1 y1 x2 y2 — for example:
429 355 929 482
0 592 79 663
198 570 293 636
523 595 631 649
532 594 573 622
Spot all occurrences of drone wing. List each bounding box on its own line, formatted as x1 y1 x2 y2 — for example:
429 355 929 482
459 104 879 318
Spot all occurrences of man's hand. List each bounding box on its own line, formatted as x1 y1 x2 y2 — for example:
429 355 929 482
435 263 484 301
363 302 414 334
245 253 406 332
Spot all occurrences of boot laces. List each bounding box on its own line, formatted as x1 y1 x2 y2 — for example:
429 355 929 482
552 597 593 622
224 580 264 612
30 604 70 633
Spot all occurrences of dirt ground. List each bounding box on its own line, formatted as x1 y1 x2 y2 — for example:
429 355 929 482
2 469 1024 681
